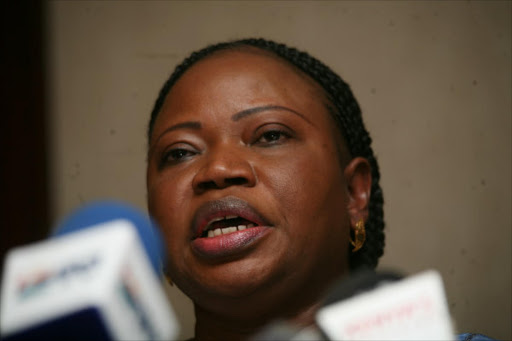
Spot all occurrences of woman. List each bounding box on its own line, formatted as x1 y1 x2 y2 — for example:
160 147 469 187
146 38 385 340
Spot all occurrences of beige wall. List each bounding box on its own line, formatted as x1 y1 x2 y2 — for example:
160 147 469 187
47 1 511 339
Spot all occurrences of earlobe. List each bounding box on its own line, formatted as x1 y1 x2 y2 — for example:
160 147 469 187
344 157 372 226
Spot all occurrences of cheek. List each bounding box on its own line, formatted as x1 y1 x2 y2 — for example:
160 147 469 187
262 146 351 282
147 169 191 244
262 143 349 253
266 144 347 220
147 171 196 283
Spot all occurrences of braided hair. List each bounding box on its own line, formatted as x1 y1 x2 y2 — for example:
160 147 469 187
147 38 385 270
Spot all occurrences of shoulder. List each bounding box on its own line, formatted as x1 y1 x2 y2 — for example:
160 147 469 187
457 333 499 341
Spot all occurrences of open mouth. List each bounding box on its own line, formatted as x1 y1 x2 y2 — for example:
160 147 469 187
191 196 270 243
190 197 272 258
200 216 258 238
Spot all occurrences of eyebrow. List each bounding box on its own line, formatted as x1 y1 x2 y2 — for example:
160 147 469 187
153 121 201 146
231 105 313 125
152 105 311 149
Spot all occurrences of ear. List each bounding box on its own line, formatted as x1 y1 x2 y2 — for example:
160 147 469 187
344 157 372 228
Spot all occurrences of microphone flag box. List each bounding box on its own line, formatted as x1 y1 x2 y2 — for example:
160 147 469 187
316 270 455 340
1 220 178 340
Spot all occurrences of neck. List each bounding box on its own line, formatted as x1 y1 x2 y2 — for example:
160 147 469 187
193 297 322 341
190 255 349 340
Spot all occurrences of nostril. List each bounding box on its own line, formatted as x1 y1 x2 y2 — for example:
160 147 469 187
197 177 249 192
225 177 249 186
197 180 219 191
192 156 257 194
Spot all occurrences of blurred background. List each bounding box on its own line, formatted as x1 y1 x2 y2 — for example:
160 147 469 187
1 1 510 339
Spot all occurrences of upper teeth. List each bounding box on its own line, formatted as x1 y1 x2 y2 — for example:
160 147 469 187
208 215 238 225
207 224 256 238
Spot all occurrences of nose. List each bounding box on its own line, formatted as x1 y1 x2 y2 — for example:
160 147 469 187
192 146 257 194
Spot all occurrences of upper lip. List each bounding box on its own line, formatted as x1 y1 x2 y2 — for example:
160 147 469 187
191 196 270 239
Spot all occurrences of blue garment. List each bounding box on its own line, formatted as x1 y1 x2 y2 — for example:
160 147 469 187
458 333 498 341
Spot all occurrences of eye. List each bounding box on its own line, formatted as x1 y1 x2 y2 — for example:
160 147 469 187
255 128 291 146
169 149 192 160
261 131 283 142
160 146 198 167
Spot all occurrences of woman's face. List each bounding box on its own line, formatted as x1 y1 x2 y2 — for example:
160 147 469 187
147 49 355 316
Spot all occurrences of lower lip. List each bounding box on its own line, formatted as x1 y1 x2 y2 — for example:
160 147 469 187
191 226 271 259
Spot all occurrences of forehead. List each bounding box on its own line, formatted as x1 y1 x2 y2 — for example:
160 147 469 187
195 47 324 90
162 48 329 115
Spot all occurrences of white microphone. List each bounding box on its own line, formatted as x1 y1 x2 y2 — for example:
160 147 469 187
316 269 455 340
1 201 179 340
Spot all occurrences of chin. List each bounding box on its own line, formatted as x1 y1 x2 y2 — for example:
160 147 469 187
183 260 285 302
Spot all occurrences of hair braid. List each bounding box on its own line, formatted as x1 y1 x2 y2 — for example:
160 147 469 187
147 38 385 270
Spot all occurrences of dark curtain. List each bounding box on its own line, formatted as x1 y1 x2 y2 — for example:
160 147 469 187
0 0 49 276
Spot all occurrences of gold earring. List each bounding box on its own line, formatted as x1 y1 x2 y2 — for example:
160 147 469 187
350 219 366 253
162 267 174 286
164 273 174 286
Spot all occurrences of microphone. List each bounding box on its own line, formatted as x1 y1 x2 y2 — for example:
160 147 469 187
253 269 455 341
1 201 179 340
315 269 456 340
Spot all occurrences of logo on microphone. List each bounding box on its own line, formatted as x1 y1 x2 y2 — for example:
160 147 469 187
16 256 101 300
343 294 434 338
